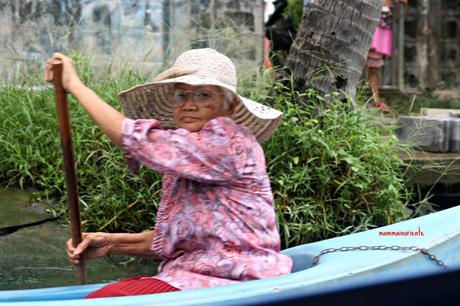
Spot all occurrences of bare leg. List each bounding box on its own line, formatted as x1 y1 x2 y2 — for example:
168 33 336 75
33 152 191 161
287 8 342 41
368 66 390 112
368 66 381 103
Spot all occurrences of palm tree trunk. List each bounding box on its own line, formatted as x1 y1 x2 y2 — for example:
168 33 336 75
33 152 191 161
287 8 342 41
286 0 383 102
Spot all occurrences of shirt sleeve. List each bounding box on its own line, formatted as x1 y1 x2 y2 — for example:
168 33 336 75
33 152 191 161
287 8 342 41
122 117 251 184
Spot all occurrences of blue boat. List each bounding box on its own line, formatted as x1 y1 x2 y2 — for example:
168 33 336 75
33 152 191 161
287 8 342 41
1 205 459 306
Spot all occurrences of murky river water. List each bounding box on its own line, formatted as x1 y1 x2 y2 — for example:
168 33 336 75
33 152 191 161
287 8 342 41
0 187 158 290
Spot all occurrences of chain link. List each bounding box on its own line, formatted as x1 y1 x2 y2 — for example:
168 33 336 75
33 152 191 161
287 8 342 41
311 245 450 270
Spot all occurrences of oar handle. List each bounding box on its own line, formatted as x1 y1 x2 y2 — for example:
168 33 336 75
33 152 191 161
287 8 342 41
52 62 86 285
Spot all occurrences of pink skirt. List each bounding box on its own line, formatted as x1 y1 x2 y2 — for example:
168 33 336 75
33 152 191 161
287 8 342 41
370 26 393 57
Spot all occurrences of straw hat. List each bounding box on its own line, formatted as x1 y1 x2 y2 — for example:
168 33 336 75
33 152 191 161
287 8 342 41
118 48 282 142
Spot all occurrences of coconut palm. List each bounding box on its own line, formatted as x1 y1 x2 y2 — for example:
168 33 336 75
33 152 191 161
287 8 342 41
286 0 384 102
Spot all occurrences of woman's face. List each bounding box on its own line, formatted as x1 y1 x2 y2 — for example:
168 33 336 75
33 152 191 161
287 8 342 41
172 83 235 132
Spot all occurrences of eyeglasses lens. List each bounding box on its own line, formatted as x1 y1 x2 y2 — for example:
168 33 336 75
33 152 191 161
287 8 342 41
172 90 213 107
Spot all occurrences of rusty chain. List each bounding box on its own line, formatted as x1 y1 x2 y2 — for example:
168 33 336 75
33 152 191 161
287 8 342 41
311 245 450 270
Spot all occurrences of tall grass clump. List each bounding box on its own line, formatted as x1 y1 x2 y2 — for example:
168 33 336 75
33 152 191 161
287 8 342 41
239 70 411 246
0 53 162 232
258 78 410 246
1 53 410 246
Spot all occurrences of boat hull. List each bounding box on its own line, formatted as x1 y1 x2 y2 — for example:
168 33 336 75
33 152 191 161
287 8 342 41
1 205 459 305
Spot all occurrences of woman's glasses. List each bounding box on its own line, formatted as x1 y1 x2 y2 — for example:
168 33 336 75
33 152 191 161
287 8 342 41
171 89 222 108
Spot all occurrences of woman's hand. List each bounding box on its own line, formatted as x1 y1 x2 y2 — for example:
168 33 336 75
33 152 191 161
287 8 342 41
66 231 158 265
66 232 112 265
44 52 85 94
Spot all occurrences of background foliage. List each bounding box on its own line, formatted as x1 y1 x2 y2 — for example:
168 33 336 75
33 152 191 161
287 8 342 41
284 0 305 30
0 54 410 247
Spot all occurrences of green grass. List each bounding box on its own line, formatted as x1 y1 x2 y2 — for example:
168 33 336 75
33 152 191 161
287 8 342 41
379 88 460 115
0 54 412 247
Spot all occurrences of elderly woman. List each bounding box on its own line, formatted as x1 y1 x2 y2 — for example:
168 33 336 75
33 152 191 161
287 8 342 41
45 48 292 298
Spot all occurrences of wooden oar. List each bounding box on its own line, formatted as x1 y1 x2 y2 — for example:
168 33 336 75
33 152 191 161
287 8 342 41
52 61 86 284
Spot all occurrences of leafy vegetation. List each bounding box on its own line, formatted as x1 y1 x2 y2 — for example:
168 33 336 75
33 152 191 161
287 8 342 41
284 0 305 30
262 77 408 246
0 54 411 247
0 54 159 233
379 89 460 115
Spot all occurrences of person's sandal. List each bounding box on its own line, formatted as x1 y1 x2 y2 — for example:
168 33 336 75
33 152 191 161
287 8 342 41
374 101 390 112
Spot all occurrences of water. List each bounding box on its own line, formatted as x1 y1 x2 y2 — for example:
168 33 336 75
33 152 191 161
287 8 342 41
0 187 159 290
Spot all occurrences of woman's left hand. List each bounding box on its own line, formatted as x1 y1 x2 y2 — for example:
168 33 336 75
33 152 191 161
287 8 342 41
66 232 112 265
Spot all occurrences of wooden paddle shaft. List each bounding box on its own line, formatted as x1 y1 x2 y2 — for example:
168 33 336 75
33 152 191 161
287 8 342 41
52 62 86 284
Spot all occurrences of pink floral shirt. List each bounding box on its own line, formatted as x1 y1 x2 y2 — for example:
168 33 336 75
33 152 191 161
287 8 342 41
122 116 292 291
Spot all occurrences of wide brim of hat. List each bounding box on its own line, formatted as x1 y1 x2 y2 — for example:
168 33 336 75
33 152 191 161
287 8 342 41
118 75 283 142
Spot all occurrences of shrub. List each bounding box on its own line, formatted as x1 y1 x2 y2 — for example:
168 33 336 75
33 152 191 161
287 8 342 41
0 55 409 246
239 73 409 246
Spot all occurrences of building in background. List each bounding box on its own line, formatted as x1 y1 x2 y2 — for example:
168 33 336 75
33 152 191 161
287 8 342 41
0 0 458 90
382 0 460 91
0 0 264 82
